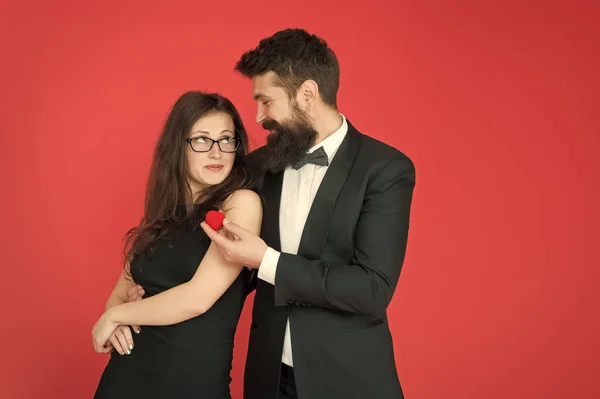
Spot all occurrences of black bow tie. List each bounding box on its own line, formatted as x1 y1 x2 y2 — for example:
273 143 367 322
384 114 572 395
292 146 329 170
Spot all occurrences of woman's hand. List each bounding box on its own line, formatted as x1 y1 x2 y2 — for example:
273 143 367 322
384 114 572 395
126 284 144 334
94 284 144 354
107 325 135 355
92 311 119 353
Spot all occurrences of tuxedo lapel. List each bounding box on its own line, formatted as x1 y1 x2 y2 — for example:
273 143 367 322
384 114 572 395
296 124 362 260
260 171 284 252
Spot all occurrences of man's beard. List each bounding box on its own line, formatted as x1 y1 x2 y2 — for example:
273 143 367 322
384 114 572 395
262 106 318 174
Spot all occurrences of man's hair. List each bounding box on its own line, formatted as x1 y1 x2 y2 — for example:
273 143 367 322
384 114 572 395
234 28 340 109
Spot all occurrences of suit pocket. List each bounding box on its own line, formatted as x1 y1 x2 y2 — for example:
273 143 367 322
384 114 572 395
340 318 384 333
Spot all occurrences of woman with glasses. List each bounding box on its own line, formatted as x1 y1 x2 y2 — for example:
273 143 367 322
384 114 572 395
91 91 262 399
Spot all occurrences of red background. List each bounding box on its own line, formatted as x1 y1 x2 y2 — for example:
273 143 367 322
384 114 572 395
1 0 598 398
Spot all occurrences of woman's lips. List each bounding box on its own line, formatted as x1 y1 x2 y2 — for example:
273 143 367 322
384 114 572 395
205 165 224 172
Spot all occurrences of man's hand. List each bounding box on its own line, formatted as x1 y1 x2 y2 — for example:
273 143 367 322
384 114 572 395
126 284 144 334
200 219 268 269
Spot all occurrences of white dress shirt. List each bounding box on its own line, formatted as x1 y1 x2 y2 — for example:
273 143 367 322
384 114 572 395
257 114 348 367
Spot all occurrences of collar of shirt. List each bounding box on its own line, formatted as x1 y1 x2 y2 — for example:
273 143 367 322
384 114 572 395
306 114 348 164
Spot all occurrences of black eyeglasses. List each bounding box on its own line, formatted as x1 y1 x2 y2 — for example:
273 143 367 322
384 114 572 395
186 137 240 153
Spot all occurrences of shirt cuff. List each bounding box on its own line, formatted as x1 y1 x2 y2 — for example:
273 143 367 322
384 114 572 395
257 247 280 285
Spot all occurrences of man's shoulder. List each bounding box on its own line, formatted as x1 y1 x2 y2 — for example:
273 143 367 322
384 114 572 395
243 146 268 170
350 122 414 170
241 146 268 190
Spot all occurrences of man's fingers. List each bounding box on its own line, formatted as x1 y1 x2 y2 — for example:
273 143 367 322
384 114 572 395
200 222 232 248
218 227 237 241
222 219 246 238
227 230 238 241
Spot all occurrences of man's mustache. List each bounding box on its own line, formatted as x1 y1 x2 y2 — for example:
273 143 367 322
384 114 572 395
262 119 281 131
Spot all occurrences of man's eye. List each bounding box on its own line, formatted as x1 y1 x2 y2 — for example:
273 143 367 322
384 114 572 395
263 100 271 106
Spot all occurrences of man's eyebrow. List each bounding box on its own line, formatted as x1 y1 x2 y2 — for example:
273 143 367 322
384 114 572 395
252 93 270 101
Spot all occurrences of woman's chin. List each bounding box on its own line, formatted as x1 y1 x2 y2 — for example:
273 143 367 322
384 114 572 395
200 175 226 187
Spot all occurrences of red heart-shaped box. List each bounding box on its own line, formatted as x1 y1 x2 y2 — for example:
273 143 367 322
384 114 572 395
205 210 225 230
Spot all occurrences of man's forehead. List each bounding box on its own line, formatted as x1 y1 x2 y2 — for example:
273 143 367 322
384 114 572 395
251 72 277 97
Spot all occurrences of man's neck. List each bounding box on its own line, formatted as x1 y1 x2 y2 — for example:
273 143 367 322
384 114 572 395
311 107 343 145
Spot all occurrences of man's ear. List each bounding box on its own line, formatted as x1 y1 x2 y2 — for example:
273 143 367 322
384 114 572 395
297 80 319 111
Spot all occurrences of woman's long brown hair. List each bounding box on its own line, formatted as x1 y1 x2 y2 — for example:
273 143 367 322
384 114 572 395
123 91 255 272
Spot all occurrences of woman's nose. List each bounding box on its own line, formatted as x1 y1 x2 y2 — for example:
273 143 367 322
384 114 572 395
208 142 221 158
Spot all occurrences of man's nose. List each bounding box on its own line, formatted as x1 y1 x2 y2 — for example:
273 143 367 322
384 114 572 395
256 108 265 124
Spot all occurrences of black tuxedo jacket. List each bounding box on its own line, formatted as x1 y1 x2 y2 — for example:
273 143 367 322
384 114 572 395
243 120 415 399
